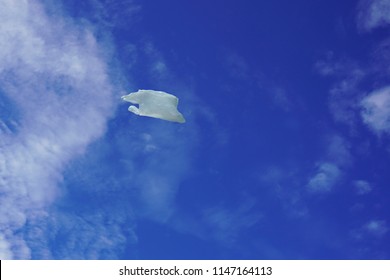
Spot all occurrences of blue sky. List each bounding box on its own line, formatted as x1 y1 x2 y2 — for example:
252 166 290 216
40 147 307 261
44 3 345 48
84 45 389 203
0 0 389 259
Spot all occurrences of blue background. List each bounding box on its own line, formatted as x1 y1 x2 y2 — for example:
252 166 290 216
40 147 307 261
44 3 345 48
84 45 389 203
0 0 389 259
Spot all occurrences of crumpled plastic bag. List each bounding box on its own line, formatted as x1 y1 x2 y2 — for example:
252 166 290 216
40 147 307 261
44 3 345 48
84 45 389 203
122 89 185 123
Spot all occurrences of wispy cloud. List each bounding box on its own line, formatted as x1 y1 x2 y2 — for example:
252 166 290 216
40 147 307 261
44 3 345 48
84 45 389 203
326 134 352 166
315 54 366 131
352 219 389 240
364 219 389 236
223 51 251 80
360 86 390 135
89 0 141 28
133 130 193 223
307 162 341 193
354 180 373 195
357 0 390 32
171 194 262 249
306 135 351 193
316 40 390 137
25 210 136 259
142 42 172 82
202 198 262 245
257 165 308 218
0 0 117 259
349 218 389 258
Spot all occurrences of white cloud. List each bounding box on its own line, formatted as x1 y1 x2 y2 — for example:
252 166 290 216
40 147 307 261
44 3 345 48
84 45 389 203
361 86 390 135
307 162 341 193
357 0 390 32
354 180 373 195
0 0 117 259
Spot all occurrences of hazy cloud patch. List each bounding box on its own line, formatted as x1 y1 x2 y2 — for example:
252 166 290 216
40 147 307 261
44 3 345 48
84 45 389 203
307 162 341 193
361 86 390 135
364 219 389 236
354 180 373 195
357 0 390 32
202 198 262 245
